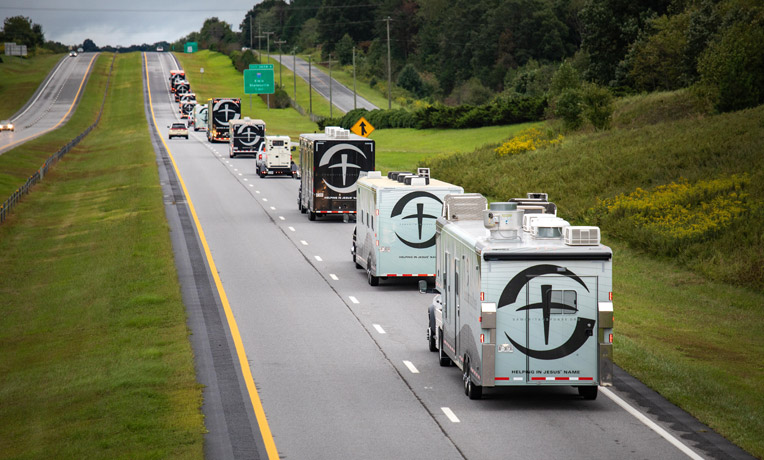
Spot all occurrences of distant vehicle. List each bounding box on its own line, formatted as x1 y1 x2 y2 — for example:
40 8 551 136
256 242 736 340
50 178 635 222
168 122 188 139
77 47 83 53
180 101 196 119
174 81 190 101
0 120 14 132
178 93 196 112
157 46 164 52
206 98 241 142
192 104 208 132
352 169 463 286
422 193 613 400
298 127 375 221
69 51 77 57
256 135 292 178
169 71 186 92
228 117 265 157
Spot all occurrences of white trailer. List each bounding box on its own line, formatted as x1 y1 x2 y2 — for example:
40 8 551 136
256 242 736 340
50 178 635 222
424 194 614 400
256 135 293 177
353 169 463 286
228 117 265 158
192 104 207 131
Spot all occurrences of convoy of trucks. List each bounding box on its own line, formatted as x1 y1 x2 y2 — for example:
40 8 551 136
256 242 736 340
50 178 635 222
298 128 375 221
164 66 615 402
228 117 266 158
206 98 241 142
256 135 293 177
353 168 463 286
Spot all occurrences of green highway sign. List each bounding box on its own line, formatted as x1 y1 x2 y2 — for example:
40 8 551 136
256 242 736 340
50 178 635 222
244 65 275 94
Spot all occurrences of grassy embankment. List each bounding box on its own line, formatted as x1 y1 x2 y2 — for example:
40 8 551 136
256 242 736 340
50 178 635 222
0 52 204 458
423 91 764 458
0 53 63 120
175 50 540 172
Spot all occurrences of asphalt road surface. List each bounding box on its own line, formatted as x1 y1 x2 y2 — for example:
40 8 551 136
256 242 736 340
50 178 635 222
143 51 752 460
0 53 98 155
274 53 379 114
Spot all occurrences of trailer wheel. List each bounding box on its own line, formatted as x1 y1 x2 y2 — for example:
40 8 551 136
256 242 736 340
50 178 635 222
367 262 379 286
463 357 483 400
427 326 437 352
438 332 451 367
309 210 316 221
578 386 598 400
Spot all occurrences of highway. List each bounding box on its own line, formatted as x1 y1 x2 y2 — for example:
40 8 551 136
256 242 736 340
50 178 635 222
142 52 751 460
273 53 379 113
0 52 98 155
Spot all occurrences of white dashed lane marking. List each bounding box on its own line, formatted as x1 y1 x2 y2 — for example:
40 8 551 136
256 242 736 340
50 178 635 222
329 274 338 281
300 240 308 245
349 296 359 304
441 407 460 423
403 361 419 374
314 256 323 262
288 227 295 232
373 324 385 334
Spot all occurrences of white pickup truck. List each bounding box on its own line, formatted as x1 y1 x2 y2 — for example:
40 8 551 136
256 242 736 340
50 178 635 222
256 135 293 178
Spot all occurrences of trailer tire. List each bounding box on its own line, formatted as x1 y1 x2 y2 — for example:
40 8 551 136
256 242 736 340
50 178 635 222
309 210 316 221
578 386 598 400
367 262 379 286
438 332 451 367
463 357 483 400
428 326 437 352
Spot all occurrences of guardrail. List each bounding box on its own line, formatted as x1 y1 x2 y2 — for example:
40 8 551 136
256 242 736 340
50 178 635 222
0 53 116 225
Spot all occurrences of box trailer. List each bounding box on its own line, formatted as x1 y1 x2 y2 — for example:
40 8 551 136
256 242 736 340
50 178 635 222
298 127 374 221
178 93 196 112
169 70 185 92
206 98 241 143
192 104 208 131
228 117 265 157
180 101 196 119
424 194 613 400
256 135 292 177
174 81 190 102
353 169 463 286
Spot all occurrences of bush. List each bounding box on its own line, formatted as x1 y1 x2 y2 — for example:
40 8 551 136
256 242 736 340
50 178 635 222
581 83 614 130
273 86 291 109
555 89 584 130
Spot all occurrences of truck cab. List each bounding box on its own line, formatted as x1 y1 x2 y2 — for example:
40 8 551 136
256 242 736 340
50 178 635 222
256 135 292 177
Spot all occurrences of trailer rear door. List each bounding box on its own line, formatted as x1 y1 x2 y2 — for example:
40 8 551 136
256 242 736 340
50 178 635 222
522 275 598 383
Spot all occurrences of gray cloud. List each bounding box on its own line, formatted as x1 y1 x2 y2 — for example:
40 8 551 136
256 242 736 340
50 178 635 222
1 1 257 47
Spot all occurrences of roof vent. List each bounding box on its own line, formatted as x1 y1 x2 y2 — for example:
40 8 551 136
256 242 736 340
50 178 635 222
523 213 559 232
366 171 382 179
397 174 414 183
388 171 411 181
443 193 487 221
417 168 430 180
527 192 548 200
563 226 601 246
404 176 426 186
483 202 523 239
531 217 570 239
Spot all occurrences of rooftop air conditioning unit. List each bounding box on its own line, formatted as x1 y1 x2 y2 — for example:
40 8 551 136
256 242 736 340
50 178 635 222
483 202 523 240
523 213 558 232
366 171 382 179
563 226 601 246
530 217 570 239
388 171 411 180
404 176 426 186
443 193 487 221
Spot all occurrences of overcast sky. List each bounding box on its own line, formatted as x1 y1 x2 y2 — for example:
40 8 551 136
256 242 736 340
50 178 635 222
1 1 258 47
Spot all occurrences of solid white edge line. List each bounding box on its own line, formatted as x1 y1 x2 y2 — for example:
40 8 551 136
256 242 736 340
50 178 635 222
348 296 359 304
441 407 460 423
601 388 704 460
12 56 67 122
372 324 385 334
403 360 419 374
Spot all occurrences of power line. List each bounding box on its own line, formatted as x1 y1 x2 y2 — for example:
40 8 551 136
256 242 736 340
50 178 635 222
0 4 382 13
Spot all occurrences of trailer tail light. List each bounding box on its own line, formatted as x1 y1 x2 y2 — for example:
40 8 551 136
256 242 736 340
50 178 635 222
375 209 379 216
375 240 379 246
480 333 484 343
480 292 485 301
609 333 613 344
609 291 613 301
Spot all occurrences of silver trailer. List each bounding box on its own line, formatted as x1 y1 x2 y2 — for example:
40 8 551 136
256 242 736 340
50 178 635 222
192 104 208 131
353 169 463 286
424 194 613 400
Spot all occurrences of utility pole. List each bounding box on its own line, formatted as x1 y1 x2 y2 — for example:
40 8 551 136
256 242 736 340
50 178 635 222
265 32 274 109
274 39 286 86
353 47 357 110
308 55 312 117
385 16 392 110
329 55 337 118
258 21 262 51
293 49 297 102
249 16 253 50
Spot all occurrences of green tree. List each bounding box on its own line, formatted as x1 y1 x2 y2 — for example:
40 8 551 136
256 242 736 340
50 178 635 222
335 34 354 66
555 88 584 130
297 18 320 50
550 61 581 96
397 63 424 97
81 38 97 52
317 0 377 51
1 16 44 48
581 82 614 130
626 14 690 91
698 12 764 112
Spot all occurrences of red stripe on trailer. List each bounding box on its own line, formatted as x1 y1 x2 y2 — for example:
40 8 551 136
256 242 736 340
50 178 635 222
554 377 570 380
531 377 545 381
579 377 594 380
495 377 510 381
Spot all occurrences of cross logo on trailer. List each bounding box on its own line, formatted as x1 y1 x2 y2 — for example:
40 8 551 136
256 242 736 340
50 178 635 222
390 191 442 248
318 144 367 194
213 100 240 127
498 265 595 360
236 125 262 147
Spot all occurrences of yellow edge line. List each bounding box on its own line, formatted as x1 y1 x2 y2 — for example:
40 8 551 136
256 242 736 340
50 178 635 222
2 53 98 152
143 52 279 459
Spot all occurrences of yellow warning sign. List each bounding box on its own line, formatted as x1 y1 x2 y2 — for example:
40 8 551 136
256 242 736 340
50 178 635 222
350 117 374 137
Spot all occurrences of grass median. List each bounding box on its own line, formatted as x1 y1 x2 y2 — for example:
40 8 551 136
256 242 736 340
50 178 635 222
0 52 204 459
